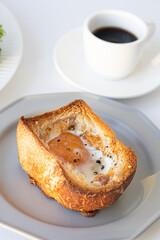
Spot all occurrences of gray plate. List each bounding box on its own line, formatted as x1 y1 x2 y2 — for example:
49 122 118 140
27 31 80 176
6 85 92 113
0 92 160 240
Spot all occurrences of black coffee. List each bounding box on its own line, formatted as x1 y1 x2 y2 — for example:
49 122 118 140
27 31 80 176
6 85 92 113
93 27 137 43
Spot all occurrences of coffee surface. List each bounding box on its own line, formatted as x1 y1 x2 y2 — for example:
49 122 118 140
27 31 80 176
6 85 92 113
93 27 137 43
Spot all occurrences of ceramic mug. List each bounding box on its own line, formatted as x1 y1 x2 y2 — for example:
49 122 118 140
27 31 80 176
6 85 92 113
83 10 155 80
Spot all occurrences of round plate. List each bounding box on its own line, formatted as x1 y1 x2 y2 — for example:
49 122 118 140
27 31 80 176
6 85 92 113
54 27 160 99
0 93 160 240
0 2 23 91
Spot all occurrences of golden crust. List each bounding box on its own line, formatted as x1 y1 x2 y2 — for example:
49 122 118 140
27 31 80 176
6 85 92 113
16 99 137 214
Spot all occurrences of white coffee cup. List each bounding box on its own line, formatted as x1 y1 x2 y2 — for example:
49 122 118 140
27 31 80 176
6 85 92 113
83 10 155 80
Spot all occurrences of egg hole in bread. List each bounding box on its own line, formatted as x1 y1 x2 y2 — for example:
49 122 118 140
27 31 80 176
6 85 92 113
48 130 117 186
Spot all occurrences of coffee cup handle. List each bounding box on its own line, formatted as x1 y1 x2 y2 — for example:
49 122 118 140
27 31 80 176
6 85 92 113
144 20 155 42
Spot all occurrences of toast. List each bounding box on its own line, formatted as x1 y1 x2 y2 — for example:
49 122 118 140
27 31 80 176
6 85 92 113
16 99 137 217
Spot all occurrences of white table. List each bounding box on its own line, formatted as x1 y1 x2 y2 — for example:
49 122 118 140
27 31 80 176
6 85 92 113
0 0 160 239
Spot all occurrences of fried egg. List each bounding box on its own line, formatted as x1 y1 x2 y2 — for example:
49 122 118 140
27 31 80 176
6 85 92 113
48 132 90 166
48 130 117 185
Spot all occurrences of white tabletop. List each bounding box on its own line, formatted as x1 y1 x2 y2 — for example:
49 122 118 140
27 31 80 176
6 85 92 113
0 0 160 239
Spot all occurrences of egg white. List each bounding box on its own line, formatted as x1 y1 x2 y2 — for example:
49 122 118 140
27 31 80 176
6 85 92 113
68 130 117 184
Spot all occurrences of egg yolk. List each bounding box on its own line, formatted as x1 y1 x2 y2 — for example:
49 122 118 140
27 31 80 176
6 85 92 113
48 132 90 166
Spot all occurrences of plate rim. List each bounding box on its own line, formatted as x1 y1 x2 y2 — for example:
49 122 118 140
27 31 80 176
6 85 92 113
0 92 160 240
0 92 159 133
0 1 23 91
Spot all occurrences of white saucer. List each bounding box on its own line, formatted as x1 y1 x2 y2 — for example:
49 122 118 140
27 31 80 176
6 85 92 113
54 27 160 99
0 2 23 91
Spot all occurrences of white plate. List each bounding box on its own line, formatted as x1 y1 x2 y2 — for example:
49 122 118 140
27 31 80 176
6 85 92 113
0 93 160 240
54 27 160 99
0 2 23 91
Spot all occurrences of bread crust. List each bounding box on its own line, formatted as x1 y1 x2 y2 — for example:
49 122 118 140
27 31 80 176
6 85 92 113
16 99 137 214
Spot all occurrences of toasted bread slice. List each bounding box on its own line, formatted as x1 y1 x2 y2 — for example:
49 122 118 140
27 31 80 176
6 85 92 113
17 99 137 216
